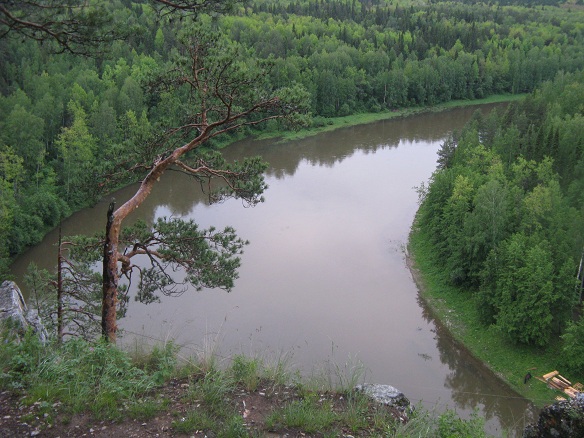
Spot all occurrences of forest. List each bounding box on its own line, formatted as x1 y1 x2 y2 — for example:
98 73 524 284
414 70 584 369
1 0 584 335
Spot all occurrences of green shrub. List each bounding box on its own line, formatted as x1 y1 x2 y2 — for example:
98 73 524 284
144 342 179 384
562 319 584 374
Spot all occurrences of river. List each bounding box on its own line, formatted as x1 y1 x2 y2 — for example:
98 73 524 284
12 104 537 436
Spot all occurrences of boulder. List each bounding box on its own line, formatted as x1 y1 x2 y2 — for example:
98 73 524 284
355 383 411 410
0 281 48 343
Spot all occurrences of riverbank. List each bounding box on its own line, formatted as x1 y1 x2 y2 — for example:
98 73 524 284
255 94 525 143
0 335 490 437
7 93 524 276
267 92 555 407
407 224 568 408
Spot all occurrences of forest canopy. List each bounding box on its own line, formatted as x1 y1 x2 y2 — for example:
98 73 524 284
414 71 584 363
1 0 584 282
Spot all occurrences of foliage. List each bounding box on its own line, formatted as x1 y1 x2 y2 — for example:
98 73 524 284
190 368 235 414
410 223 566 406
141 342 179 384
491 233 556 346
1 0 584 275
89 17 312 341
416 72 584 347
230 354 261 391
0 0 129 55
172 367 250 435
393 405 488 438
126 397 168 420
24 240 112 342
0 331 499 435
562 320 584 375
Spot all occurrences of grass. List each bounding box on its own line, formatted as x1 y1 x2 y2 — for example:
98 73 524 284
172 409 217 434
264 395 339 433
126 398 168 420
341 393 371 433
408 224 573 407
188 368 235 416
0 327 492 437
392 405 488 438
231 354 261 392
294 347 368 396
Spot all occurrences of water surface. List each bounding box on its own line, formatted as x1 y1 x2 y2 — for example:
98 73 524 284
12 105 536 435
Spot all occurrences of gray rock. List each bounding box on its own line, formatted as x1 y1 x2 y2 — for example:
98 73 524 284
0 281 48 343
523 396 584 438
355 383 410 409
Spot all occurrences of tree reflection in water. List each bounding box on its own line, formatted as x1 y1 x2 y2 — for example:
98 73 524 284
418 295 538 435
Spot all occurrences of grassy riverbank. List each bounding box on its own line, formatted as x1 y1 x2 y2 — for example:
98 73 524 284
0 334 489 437
408 224 571 408
255 94 525 143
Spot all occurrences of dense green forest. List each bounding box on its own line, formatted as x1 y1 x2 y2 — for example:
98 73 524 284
1 0 584 280
414 71 584 369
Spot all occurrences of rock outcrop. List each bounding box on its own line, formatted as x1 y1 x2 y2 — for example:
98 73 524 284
523 394 584 438
0 280 48 343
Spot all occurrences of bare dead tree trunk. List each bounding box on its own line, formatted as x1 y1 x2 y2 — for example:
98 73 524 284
102 200 118 342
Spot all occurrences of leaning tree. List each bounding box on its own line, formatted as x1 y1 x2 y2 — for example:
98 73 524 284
98 24 309 342
2 1 310 342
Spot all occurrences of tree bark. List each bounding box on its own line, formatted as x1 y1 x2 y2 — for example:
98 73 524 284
100 142 198 342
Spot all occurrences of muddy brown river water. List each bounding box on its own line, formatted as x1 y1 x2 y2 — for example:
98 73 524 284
13 104 538 436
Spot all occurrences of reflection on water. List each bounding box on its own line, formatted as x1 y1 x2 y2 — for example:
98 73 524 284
418 296 538 434
11 104 535 436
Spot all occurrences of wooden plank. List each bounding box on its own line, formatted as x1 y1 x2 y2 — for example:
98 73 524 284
543 370 559 380
548 380 564 390
551 377 569 389
556 374 572 386
535 376 547 383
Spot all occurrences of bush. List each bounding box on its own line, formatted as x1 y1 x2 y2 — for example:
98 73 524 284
562 319 584 374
